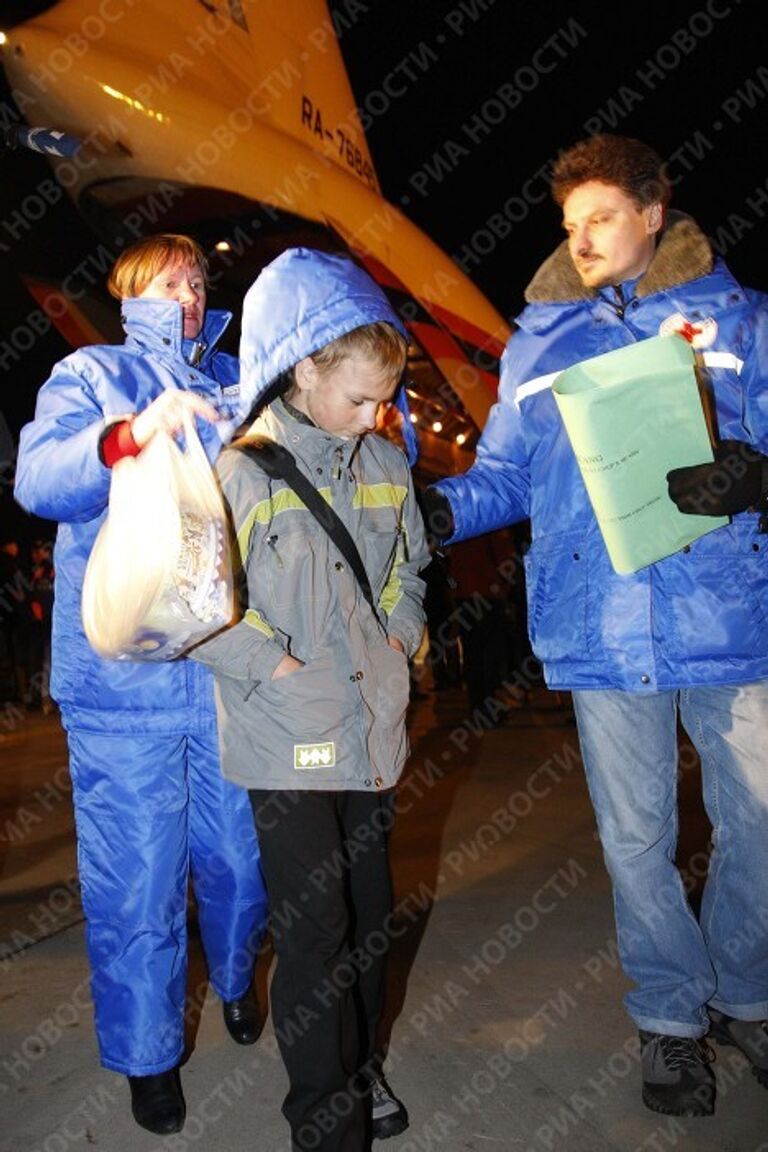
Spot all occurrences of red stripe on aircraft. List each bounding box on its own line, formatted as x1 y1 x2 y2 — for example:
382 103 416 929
350 250 506 364
427 300 507 361
23 279 103 349
409 321 499 399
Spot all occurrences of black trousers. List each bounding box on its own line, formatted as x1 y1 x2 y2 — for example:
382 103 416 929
249 789 395 1152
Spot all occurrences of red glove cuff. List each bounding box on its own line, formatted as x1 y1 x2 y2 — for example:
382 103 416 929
98 419 141 468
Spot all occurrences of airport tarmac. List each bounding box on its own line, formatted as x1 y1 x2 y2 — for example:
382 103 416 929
1 688 766 1152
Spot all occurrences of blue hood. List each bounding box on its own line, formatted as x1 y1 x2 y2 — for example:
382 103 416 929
240 247 418 463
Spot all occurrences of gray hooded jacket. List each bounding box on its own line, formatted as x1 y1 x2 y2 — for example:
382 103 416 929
194 249 428 790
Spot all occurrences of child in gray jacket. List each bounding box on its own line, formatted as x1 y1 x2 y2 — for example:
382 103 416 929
195 247 429 1151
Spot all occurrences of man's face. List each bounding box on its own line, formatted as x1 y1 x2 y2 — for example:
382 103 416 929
562 181 663 289
290 352 400 441
137 259 207 339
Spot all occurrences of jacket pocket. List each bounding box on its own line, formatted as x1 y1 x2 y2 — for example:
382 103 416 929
524 532 589 663
257 519 319 614
363 642 410 783
662 524 768 659
245 651 359 777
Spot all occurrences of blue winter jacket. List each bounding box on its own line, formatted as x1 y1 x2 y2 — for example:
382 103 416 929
14 298 241 731
435 213 768 692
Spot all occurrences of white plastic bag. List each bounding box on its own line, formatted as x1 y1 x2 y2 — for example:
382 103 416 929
82 412 233 661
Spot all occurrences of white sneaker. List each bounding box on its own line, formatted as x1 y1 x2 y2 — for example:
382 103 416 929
370 1076 409 1140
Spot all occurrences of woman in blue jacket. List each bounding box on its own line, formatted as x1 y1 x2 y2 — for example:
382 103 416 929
14 234 268 1136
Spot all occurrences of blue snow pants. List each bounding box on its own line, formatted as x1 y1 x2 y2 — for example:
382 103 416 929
67 728 268 1075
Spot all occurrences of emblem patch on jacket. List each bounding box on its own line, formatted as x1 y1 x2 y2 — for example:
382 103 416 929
659 312 718 348
294 742 336 769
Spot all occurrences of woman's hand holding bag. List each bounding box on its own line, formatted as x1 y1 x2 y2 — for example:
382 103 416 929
82 406 234 661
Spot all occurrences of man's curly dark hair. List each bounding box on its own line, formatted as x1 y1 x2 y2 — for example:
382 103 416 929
551 134 672 210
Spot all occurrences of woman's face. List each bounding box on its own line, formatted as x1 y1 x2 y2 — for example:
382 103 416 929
137 259 207 339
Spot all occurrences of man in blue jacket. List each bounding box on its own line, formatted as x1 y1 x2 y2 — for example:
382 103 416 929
14 234 269 1136
423 135 768 1118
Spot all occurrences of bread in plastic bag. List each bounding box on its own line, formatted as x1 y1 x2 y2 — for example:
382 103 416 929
82 412 233 661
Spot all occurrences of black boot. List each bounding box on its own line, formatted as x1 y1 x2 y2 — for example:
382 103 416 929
639 1031 715 1116
222 994 262 1045
128 1068 185 1134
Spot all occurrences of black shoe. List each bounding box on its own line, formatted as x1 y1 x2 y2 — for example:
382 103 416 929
639 1031 715 1116
128 1069 185 1134
222 994 262 1045
370 1076 408 1140
709 1008 768 1087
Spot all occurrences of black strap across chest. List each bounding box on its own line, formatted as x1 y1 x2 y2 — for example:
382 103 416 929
230 435 377 615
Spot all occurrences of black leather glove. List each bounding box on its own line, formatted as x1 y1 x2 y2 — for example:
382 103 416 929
416 486 455 544
666 440 767 517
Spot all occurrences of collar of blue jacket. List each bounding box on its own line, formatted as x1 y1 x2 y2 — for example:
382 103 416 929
120 297 232 370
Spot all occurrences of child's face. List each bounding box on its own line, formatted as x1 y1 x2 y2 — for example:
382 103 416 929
290 352 400 441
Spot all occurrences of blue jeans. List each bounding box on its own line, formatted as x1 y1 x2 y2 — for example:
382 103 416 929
573 682 768 1038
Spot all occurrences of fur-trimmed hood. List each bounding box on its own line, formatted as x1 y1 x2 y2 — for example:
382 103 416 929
524 211 715 304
